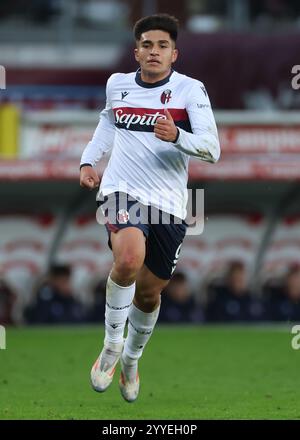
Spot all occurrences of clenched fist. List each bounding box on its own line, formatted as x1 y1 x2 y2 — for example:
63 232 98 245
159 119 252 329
80 165 100 190
154 109 179 143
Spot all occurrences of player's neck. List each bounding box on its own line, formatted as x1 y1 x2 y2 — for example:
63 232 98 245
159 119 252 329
140 68 172 84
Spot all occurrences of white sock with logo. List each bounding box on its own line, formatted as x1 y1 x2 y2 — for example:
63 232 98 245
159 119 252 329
104 276 136 346
122 302 160 380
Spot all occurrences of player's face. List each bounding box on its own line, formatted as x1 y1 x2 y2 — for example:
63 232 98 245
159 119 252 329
134 30 178 82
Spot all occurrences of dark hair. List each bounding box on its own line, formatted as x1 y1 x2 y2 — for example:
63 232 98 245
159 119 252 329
287 263 300 277
134 13 179 43
227 261 245 277
49 263 71 278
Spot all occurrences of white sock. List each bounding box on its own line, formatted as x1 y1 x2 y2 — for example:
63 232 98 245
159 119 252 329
104 276 136 345
122 302 160 371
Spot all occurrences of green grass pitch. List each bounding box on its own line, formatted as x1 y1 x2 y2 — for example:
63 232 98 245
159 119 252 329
0 325 299 420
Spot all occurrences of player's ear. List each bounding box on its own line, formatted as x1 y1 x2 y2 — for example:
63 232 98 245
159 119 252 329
134 45 139 62
172 48 178 63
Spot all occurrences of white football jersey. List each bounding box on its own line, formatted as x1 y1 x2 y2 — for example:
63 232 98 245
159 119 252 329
80 69 220 219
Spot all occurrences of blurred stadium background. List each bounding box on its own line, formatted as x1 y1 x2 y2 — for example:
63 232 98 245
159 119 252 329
1 0 300 327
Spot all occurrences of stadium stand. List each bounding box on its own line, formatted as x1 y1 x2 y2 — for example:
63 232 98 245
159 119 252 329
1 0 300 324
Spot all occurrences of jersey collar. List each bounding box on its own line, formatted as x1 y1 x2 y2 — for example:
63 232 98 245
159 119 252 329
135 68 174 88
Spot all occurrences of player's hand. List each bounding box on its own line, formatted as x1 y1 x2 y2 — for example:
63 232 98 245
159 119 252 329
154 109 179 143
80 165 100 190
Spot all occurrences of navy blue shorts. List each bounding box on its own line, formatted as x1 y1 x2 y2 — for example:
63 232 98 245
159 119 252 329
97 192 187 280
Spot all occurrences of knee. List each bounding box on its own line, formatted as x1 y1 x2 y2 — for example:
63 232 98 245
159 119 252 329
114 253 143 280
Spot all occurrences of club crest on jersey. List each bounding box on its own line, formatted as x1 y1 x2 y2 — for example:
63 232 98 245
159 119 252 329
161 89 172 104
117 209 129 224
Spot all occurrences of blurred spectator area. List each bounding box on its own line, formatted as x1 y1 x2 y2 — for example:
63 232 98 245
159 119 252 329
160 272 205 323
262 263 300 321
0 108 300 324
205 261 268 322
260 214 300 283
1 0 300 40
0 212 59 322
24 263 87 324
1 33 300 111
1 1 300 111
179 212 267 294
0 208 113 324
0 273 17 325
2 192 300 323
0 0 131 42
1 1 300 324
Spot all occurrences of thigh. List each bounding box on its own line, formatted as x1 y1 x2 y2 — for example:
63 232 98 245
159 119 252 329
99 191 149 260
111 226 146 264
